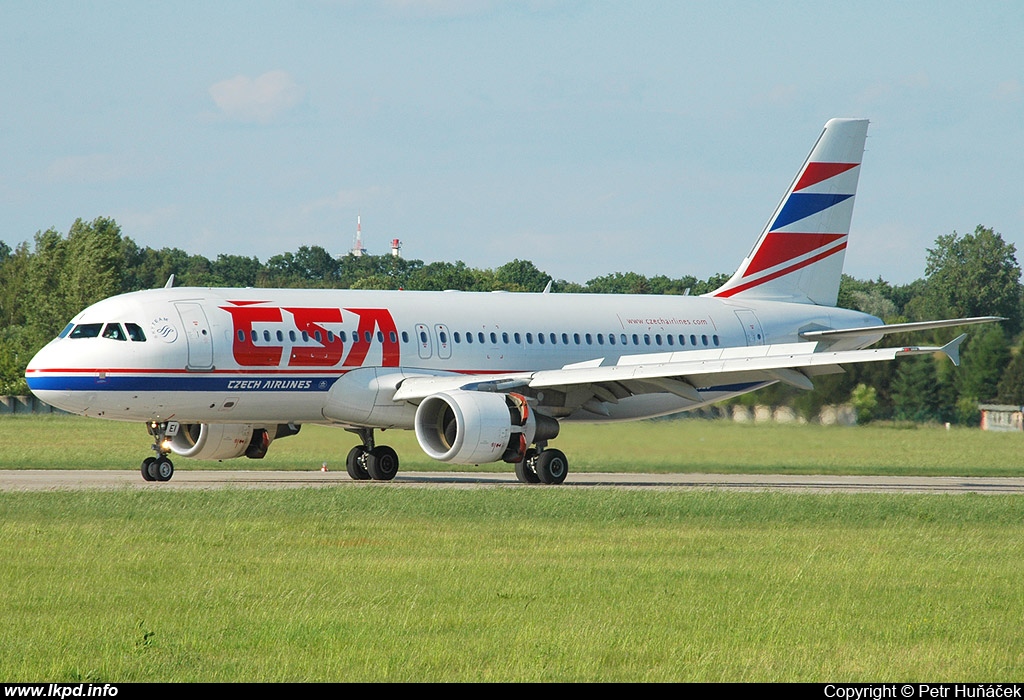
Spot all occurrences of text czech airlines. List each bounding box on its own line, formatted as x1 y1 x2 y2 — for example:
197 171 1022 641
220 302 401 368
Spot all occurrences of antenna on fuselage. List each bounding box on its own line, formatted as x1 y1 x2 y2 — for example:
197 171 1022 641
164 274 175 289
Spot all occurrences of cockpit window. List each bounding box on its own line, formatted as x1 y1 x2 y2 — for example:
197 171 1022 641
125 323 146 342
57 323 74 339
102 323 127 341
69 323 102 339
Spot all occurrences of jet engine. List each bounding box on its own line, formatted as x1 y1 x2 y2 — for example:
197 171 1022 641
167 422 299 461
414 391 558 465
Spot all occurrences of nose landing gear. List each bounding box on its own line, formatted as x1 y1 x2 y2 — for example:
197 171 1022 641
141 421 175 482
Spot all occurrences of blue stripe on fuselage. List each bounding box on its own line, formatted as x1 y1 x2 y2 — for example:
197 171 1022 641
26 375 341 393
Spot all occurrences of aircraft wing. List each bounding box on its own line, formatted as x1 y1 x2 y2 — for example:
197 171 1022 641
391 335 968 407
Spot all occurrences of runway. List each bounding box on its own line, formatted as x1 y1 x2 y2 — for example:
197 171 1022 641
3 469 1024 494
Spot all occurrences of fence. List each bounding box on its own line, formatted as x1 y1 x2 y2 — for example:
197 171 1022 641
0 395 67 415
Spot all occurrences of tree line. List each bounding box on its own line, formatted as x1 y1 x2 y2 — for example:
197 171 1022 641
2 217 1022 425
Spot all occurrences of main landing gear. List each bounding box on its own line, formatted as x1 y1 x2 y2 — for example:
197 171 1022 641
141 421 175 482
514 446 569 485
345 428 399 481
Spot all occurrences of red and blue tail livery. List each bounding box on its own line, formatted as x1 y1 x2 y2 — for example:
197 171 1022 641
712 118 869 305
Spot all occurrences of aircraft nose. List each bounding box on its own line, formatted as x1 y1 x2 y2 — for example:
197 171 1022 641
24 341 82 414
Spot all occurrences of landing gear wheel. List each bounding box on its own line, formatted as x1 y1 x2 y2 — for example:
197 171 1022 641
366 445 399 481
346 445 371 481
515 448 541 484
154 457 174 482
141 457 157 482
535 449 568 485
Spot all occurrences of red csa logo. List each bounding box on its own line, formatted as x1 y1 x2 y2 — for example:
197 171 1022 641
220 301 400 368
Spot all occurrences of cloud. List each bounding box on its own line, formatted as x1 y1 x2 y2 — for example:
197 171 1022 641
208 70 305 124
301 186 392 215
44 153 138 183
993 80 1023 102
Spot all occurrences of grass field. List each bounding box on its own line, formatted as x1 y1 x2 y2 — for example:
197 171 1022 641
3 415 1024 682
1 413 1022 476
3 488 1024 682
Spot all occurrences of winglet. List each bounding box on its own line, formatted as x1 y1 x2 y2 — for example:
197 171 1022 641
941 334 968 367
164 274 175 289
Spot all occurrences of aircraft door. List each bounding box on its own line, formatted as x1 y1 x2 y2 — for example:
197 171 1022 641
415 323 432 360
735 309 765 346
434 324 452 360
176 302 215 370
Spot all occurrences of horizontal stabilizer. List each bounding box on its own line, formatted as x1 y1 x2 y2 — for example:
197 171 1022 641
801 316 1003 344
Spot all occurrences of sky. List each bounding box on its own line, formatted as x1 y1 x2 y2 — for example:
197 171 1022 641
2 0 1022 287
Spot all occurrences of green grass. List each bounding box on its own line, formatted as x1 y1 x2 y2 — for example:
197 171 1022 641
2 413 1023 476
4 415 1024 682
2 488 1024 682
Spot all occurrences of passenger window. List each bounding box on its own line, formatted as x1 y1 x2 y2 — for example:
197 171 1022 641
102 323 127 341
126 323 146 342
69 323 102 339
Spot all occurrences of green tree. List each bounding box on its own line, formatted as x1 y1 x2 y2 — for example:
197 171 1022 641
920 226 1022 333
494 259 550 292
891 357 945 423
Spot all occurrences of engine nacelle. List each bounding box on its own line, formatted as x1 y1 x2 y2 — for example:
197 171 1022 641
167 423 291 461
414 391 555 465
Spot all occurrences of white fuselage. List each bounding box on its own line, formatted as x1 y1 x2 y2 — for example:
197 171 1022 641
25 286 880 427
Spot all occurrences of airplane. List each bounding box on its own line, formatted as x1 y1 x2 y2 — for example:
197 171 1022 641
25 118 999 484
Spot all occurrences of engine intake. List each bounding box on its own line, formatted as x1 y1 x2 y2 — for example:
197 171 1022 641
414 391 557 465
167 423 293 461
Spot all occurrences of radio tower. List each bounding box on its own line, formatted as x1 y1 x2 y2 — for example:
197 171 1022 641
351 214 365 257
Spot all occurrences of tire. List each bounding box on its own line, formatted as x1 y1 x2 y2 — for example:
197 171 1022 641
366 445 399 481
155 457 174 482
535 449 568 485
141 457 157 482
514 449 540 484
346 446 371 480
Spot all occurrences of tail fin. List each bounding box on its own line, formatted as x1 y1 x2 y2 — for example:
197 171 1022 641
710 118 869 305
